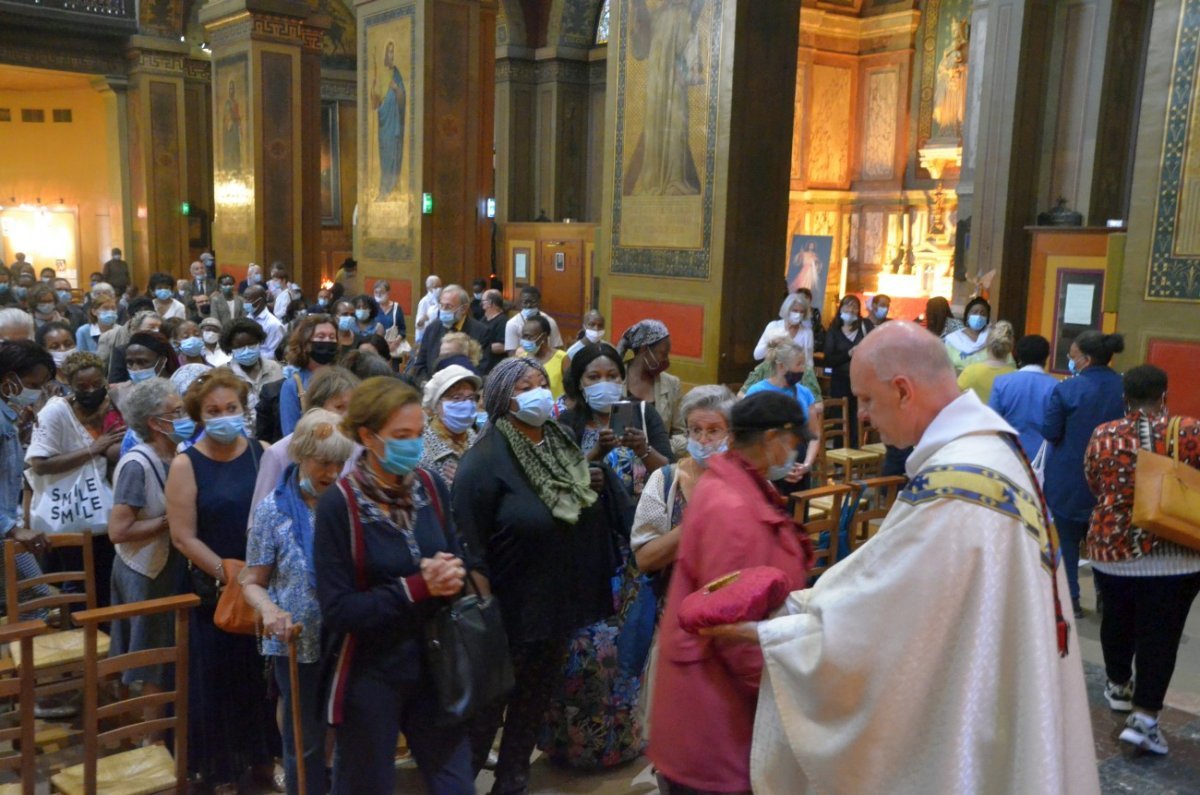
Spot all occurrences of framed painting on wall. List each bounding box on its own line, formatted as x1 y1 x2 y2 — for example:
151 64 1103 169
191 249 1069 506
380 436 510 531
321 101 341 226
787 234 833 312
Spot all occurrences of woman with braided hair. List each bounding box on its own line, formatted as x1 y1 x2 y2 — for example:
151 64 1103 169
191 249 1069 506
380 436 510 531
452 357 632 794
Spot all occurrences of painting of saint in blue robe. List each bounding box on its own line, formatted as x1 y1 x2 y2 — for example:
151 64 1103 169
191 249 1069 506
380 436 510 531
371 40 405 198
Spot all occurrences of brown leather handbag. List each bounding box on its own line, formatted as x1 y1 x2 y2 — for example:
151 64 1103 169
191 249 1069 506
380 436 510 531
1133 417 1200 550
214 559 258 635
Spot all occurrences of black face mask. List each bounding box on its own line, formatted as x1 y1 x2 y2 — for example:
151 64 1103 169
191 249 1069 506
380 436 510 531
309 340 338 365
198 303 211 315
75 387 108 411
785 370 805 388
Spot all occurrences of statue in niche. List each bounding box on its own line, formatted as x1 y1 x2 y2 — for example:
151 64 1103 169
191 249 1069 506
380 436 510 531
933 17 969 137
371 40 406 199
625 0 704 196
222 78 243 173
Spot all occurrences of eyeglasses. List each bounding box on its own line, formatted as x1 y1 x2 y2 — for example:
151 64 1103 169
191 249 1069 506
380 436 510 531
687 427 728 442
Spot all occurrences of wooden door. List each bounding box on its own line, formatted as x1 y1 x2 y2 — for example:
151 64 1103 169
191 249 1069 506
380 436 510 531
536 238 585 344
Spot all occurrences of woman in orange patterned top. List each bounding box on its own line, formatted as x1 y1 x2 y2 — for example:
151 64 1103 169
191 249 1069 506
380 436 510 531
1085 364 1200 757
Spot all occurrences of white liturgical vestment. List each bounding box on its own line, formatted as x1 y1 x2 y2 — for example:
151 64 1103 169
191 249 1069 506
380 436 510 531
752 392 1099 795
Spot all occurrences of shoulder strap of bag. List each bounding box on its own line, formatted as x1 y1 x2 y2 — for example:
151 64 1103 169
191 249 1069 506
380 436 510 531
661 464 674 503
1170 416 1183 462
128 448 166 492
336 479 368 589
416 468 444 527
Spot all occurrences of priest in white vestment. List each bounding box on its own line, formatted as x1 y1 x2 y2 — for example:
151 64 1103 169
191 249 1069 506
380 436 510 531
706 322 1099 795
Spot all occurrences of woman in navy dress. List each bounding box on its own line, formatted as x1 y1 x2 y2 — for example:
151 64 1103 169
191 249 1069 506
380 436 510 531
167 369 278 794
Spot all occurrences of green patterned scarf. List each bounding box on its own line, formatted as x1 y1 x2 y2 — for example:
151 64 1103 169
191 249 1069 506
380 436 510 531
495 417 597 524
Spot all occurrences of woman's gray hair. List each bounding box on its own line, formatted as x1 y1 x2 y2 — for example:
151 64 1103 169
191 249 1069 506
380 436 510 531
290 408 356 464
483 357 548 424
0 307 34 338
122 377 179 439
680 384 735 427
130 309 159 332
765 338 805 372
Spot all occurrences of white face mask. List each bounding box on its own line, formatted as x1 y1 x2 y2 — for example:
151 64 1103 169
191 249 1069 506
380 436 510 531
788 311 803 326
584 328 603 344
202 330 221 346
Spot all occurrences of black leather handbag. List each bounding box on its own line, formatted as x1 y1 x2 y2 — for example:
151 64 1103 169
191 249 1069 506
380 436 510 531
417 470 515 726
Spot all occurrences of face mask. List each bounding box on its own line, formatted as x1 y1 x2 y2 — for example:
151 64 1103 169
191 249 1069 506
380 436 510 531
221 284 234 297
154 288 173 301
0 284 8 294
354 308 371 322
233 345 261 367
338 315 356 332
50 349 74 368
375 293 388 304
767 444 799 482
202 330 221 346
643 348 669 376
250 273 263 284
299 475 322 498
967 314 987 331
373 434 424 476
840 312 856 325
179 337 205 357
127 364 159 384
521 307 538 320
35 303 55 317
162 415 195 443
583 381 624 413
98 310 118 326
1067 358 1077 375
204 414 245 444
12 287 27 301
875 307 889 320
473 292 483 301
475 411 489 430
4 378 42 408
74 386 107 412
428 287 441 299
785 370 805 387
41 276 52 284
309 340 338 365
687 437 727 466
584 328 603 344
317 297 329 308
197 303 211 315
512 387 554 427
56 290 72 305
519 339 538 354
439 309 458 326
788 311 804 326
441 399 478 434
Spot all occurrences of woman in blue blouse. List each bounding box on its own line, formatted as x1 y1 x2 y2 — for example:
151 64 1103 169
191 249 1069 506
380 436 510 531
242 408 356 795
745 337 821 489
314 377 472 794
1042 330 1126 617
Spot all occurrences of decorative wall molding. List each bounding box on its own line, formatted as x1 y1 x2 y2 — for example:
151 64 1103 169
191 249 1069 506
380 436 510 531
495 57 537 84
320 77 356 101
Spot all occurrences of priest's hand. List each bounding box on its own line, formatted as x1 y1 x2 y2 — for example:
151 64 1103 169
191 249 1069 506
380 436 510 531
698 621 760 644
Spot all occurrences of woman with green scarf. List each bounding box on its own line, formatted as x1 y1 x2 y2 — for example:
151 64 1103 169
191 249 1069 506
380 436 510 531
453 357 632 795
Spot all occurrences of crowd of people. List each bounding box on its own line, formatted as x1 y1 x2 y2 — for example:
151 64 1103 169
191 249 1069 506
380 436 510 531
1 251 1197 794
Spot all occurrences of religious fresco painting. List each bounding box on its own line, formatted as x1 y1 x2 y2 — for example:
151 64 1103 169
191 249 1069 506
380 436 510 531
612 0 723 278
787 235 833 313
1147 0 1200 301
213 52 253 265
360 4 417 263
320 100 341 225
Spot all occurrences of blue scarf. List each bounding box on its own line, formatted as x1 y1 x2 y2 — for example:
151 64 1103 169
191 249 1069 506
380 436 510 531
276 463 317 588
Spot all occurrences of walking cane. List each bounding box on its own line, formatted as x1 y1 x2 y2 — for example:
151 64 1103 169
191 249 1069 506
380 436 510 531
287 624 307 795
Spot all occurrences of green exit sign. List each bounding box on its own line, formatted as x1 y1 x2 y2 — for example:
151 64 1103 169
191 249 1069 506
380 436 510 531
422 193 433 215
181 201 190 216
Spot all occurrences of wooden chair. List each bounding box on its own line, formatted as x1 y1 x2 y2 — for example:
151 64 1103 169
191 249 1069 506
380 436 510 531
790 483 855 580
0 620 51 795
845 476 907 552
50 593 198 795
3 536 109 704
824 406 884 482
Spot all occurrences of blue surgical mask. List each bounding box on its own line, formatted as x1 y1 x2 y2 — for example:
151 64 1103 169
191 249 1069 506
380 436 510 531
512 387 554 427
355 308 371 322
475 411 489 430
299 476 320 497
519 339 538 354
56 290 72 304
317 298 328 308
98 310 118 326
441 399 478 434
840 312 856 325
12 286 27 301
338 315 356 332
967 314 987 331
439 309 457 326
127 364 159 383
4 378 41 408
159 415 195 443
521 307 538 320
875 307 889 320
372 434 424 476
221 284 234 296
1067 358 1077 375
583 381 624 413
687 437 728 466
179 337 205 357
205 414 245 444
233 345 261 367
767 447 799 481
154 288 173 301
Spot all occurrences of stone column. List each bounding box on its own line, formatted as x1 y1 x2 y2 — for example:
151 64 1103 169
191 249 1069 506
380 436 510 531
355 0 495 302
201 0 325 288
494 48 537 223
91 75 134 271
124 36 193 284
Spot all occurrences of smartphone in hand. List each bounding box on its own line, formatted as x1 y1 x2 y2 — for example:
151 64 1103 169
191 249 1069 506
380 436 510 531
609 400 642 438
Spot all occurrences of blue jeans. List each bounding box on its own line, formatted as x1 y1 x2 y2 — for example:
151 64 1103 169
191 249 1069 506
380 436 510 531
1055 516 1089 604
273 657 326 795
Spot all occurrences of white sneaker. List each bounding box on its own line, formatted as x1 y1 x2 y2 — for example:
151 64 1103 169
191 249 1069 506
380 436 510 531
1119 712 1168 755
1105 680 1134 712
